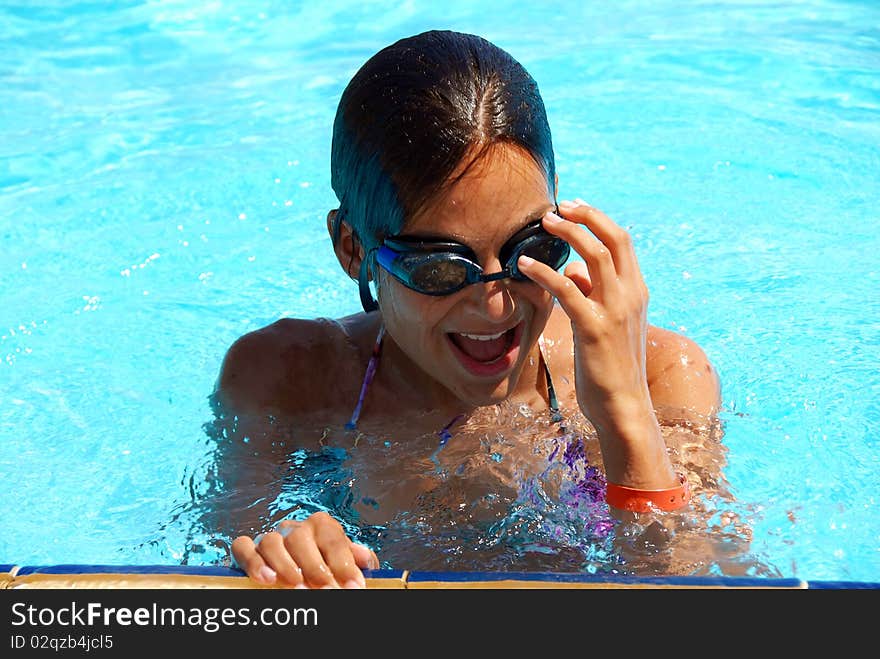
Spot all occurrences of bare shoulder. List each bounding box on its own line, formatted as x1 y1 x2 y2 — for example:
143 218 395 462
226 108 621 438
213 316 356 418
645 325 721 420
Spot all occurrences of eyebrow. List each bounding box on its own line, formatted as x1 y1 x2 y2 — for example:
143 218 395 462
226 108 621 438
394 203 555 244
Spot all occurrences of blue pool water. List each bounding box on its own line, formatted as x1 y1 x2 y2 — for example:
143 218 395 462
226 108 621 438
1 1 878 582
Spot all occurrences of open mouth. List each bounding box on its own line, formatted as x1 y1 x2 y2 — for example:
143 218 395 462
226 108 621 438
446 322 523 377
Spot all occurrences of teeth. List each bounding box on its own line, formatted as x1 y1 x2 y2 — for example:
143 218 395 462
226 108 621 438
458 331 506 341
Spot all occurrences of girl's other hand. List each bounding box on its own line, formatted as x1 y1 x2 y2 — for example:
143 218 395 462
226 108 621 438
231 511 380 589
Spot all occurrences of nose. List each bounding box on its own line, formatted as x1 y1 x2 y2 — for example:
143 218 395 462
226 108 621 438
462 257 516 322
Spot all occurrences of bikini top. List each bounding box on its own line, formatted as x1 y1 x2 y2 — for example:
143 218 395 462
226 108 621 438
343 323 561 434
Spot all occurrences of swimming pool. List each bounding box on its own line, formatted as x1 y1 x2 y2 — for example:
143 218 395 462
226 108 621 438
2 0 878 585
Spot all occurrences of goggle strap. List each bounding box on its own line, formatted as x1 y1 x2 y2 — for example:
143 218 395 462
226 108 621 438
359 253 379 312
479 269 511 283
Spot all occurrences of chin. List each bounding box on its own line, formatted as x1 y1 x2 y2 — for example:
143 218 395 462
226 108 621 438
456 375 520 409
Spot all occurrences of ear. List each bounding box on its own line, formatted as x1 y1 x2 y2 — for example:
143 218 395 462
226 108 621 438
327 209 365 280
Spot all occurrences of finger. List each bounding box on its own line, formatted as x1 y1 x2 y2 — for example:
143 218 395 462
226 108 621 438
542 210 619 297
277 519 302 537
517 253 597 324
555 200 641 281
563 260 592 297
311 524 368 589
284 525 340 589
231 535 278 586
255 532 306 588
351 542 381 570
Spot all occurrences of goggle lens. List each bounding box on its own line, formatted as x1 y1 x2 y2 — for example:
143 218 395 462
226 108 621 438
508 233 570 279
397 253 474 294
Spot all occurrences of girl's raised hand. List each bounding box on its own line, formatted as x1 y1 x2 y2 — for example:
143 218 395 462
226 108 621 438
517 199 676 489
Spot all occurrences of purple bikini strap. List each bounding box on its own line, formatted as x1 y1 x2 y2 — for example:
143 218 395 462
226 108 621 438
345 324 386 431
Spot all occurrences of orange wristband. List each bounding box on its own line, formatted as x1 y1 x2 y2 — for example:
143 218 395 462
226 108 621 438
605 472 691 512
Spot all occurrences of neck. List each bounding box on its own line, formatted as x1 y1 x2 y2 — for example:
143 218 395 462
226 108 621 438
378 330 473 418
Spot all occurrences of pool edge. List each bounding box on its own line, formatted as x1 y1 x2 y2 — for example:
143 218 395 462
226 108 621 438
4 564 877 589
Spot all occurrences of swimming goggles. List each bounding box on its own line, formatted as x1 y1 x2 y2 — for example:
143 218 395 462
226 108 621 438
359 206 570 312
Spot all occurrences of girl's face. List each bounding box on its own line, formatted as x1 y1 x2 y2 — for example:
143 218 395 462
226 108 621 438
378 144 558 408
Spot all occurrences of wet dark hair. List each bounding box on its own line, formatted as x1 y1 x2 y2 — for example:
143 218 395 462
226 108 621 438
330 29 556 254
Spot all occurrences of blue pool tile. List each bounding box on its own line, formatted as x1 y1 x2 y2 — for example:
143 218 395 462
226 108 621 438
15 564 405 580
15 564 246 577
406 571 807 588
361 569 405 580
806 580 880 589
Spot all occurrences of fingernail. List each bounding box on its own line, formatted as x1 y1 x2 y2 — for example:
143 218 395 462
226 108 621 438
258 566 277 584
518 255 535 267
294 583 309 590
558 200 576 210
344 579 365 589
574 198 590 207
543 211 562 224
